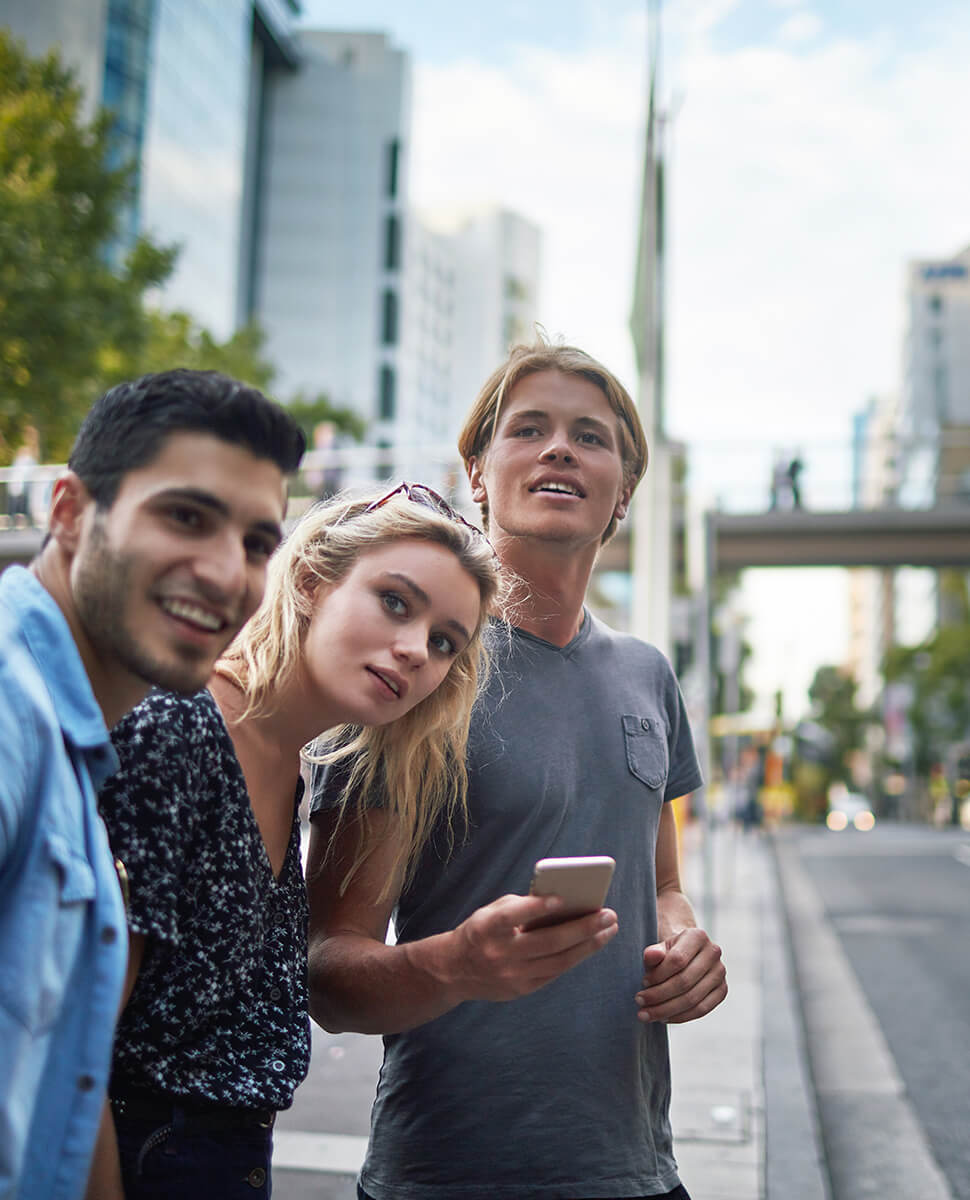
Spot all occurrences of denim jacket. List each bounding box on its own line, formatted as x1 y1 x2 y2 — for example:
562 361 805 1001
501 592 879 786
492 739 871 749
0 567 126 1200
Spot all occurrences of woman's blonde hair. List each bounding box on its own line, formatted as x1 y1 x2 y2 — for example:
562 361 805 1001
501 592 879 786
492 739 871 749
457 335 649 544
216 485 505 897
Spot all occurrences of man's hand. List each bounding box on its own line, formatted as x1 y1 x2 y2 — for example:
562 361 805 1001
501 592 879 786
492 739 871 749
423 892 619 1005
635 927 727 1024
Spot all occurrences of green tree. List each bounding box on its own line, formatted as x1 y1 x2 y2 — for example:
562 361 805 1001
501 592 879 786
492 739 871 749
0 31 175 458
98 311 276 392
806 664 871 782
98 317 366 442
884 574 970 775
285 392 366 442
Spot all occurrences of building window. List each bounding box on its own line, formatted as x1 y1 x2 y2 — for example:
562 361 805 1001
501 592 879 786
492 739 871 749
376 439 391 480
381 289 398 345
379 364 396 420
384 214 401 271
386 139 400 198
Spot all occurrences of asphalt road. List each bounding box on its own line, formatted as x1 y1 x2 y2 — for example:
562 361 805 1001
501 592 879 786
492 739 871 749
785 823 970 1200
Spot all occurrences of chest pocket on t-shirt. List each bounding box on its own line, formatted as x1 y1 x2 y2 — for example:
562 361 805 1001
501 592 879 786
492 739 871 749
622 715 669 791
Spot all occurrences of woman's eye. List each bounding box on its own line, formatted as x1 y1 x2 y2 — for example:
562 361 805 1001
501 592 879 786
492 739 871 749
430 632 457 656
578 431 604 446
381 591 407 616
511 425 540 438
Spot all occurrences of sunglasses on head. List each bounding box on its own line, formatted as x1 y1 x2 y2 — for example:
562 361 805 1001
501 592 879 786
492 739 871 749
364 481 487 542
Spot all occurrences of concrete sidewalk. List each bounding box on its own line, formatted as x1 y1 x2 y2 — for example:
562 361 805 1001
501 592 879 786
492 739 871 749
671 823 828 1200
274 824 830 1199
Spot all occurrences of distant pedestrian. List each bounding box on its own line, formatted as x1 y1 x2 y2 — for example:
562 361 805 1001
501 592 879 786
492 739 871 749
89 486 504 1199
5 424 40 524
787 453 804 509
0 370 304 1200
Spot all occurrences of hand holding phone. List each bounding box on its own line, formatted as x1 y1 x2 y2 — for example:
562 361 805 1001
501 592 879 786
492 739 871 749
523 855 616 929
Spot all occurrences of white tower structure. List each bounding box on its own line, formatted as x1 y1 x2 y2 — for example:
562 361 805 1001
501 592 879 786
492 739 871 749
629 0 672 655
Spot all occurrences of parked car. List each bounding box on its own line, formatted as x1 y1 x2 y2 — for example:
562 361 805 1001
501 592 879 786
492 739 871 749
826 784 875 832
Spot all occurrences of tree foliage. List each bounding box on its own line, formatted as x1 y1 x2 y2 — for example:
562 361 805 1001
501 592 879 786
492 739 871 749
285 392 366 442
0 31 175 458
98 311 276 393
884 573 970 774
805 664 871 782
0 31 366 463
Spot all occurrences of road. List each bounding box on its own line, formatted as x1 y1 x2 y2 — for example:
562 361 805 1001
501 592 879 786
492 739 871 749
779 823 970 1200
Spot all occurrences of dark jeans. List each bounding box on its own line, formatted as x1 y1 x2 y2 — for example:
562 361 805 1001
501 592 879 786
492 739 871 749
115 1108 274 1199
358 1186 692 1200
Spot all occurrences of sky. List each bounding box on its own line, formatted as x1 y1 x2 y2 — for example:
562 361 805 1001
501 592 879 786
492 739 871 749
299 0 969 718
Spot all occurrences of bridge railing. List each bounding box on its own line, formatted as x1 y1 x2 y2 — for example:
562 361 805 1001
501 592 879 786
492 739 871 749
684 428 970 515
3 429 968 530
0 447 474 532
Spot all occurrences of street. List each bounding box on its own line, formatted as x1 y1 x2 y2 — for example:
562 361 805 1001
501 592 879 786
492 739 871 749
781 823 970 1200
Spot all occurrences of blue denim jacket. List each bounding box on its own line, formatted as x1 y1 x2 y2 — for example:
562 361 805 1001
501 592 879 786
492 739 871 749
0 567 127 1200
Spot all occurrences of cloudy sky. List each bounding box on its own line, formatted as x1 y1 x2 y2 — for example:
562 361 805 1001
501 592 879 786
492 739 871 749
300 0 969 715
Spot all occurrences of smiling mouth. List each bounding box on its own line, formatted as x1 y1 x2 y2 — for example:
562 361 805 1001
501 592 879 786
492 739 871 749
531 481 584 498
159 598 226 633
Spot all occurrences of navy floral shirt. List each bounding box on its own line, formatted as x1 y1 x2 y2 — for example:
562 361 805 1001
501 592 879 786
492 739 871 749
99 689 310 1110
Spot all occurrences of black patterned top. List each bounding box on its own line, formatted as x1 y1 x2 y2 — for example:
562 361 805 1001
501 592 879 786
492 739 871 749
99 689 310 1110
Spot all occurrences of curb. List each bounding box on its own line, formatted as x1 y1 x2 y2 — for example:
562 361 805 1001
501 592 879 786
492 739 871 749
762 834 831 1199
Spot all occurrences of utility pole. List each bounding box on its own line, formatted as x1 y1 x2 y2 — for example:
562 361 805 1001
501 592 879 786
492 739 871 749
629 0 672 656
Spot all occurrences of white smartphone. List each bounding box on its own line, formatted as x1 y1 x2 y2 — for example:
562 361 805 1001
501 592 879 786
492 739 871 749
524 855 616 929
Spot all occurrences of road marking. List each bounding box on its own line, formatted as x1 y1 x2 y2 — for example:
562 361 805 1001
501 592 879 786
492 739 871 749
273 1130 367 1175
954 844 970 867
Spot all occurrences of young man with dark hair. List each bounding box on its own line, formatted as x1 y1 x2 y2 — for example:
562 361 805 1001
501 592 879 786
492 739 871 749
307 340 727 1200
0 369 304 1200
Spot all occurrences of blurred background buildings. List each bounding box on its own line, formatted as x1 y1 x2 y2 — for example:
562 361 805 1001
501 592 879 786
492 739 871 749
0 0 540 475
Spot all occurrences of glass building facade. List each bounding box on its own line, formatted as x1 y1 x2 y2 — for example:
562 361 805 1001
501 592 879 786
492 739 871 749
102 0 155 253
96 0 300 334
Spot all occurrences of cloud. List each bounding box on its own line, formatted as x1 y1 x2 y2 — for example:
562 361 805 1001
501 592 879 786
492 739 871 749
777 10 824 43
410 45 645 382
408 9 970 491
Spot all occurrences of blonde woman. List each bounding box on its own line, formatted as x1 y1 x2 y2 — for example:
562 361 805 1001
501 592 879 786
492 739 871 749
91 484 503 1200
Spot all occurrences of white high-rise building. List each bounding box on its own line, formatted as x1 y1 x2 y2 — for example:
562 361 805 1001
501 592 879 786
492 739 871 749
847 393 901 708
901 245 970 506
448 208 542 423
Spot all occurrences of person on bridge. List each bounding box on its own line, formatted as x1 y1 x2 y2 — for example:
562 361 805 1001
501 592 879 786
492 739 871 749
0 369 305 1200
306 337 728 1200
89 485 505 1200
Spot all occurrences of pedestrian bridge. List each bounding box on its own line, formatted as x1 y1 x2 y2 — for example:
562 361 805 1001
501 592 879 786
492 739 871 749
4 505 969 575
705 506 970 571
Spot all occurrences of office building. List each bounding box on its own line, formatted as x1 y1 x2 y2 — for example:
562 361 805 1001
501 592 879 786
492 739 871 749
256 29 541 475
901 245 970 506
1 0 301 337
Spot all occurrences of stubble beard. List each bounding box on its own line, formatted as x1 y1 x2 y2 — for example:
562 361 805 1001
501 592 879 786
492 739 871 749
73 514 216 697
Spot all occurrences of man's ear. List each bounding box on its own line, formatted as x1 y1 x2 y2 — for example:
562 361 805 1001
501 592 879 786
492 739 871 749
47 472 93 554
466 456 487 504
614 483 634 523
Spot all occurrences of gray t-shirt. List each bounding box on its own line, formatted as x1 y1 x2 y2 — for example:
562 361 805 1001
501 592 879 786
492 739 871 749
311 610 703 1199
